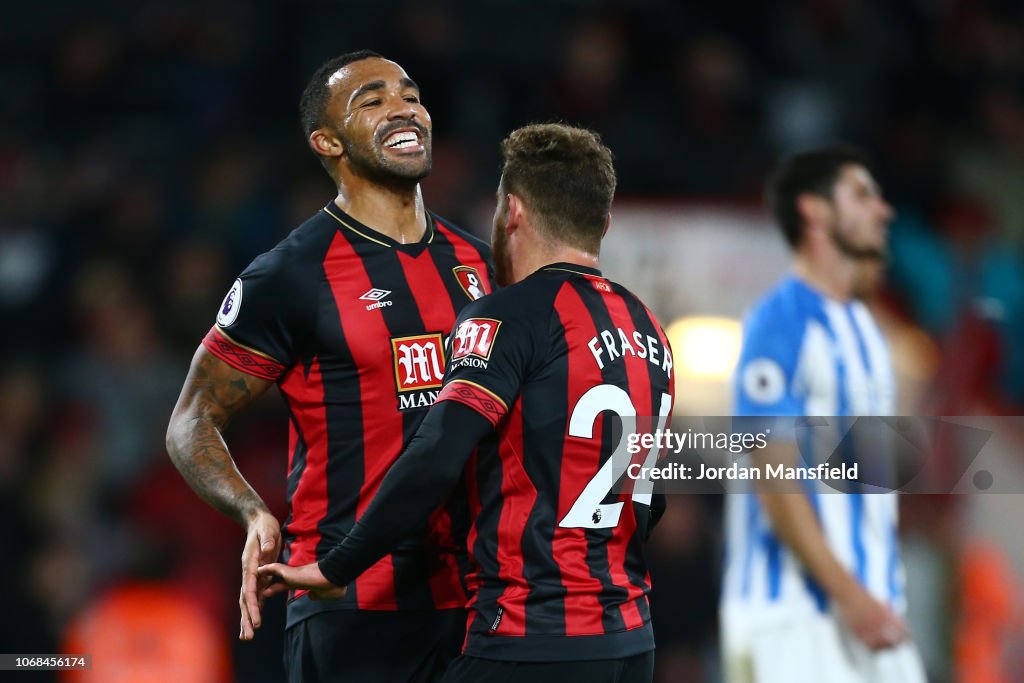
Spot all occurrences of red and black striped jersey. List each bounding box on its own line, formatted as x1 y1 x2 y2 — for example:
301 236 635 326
200 202 493 626
435 263 675 661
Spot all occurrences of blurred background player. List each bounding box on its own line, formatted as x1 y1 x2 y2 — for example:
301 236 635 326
720 147 928 682
165 51 493 683
260 123 675 683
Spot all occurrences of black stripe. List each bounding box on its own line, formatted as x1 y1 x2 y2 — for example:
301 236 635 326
621 290 671 596
570 279 631 635
520 310 571 635
312 244 366 606
467 436 508 636
281 430 306 565
358 239 439 609
426 227 480 308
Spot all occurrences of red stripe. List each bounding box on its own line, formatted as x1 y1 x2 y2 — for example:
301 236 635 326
397 243 471 607
322 232 399 609
397 249 458 331
491 404 533 636
278 358 328 581
201 327 284 380
436 380 508 426
552 283 611 635
434 221 493 295
598 286 651 629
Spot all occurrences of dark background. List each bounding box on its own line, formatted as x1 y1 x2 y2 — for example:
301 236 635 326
2 1 1023 680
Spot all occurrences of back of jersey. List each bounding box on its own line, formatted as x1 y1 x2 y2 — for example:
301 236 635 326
435 263 675 662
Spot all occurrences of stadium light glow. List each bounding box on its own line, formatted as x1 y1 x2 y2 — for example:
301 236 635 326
666 316 742 382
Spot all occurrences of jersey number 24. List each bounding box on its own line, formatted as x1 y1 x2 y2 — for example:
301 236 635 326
560 385 673 529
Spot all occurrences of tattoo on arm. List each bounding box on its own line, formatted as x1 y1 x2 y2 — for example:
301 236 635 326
167 346 275 527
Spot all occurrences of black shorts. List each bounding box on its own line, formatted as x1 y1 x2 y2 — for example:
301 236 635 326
440 651 655 683
284 609 466 683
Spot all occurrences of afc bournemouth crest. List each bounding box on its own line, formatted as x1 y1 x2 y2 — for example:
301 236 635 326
452 266 486 300
391 333 446 411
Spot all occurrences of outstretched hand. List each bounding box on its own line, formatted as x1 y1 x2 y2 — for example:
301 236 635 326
258 561 348 602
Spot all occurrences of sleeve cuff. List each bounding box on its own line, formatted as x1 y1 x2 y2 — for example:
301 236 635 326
202 326 285 381
435 379 508 427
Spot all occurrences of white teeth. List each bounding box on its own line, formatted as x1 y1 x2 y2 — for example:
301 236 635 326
385 131 419 148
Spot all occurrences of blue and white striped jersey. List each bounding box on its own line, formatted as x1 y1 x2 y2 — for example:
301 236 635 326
722 274 906 619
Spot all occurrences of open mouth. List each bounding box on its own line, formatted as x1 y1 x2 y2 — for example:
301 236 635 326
382 129 425 153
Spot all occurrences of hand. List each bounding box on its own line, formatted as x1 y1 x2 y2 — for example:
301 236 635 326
836 584 908 650
258 561 347 601
239 510 281 641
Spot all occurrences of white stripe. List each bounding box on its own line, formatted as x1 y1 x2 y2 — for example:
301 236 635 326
824 302 871 414
795 320 838 416
850 303 895 414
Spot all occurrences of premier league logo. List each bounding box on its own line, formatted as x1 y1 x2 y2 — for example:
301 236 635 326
217 279 243 327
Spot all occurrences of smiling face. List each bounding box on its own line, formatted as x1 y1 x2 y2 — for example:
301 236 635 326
323 57 432 183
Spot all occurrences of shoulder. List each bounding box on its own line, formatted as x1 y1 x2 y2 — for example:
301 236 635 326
242 210 336 281
461 274 560 323
741 277 821 345
430 213 492 260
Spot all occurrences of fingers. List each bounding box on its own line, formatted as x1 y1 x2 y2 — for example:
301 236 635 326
243 553 263 631
258 562 291 582
262 581 290 600
864 611 908 650
239 584 256 641
258 528 281 564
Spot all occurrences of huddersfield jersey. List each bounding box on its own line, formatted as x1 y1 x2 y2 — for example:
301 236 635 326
201 202 493 626
435 263 675 661
722 274 905 619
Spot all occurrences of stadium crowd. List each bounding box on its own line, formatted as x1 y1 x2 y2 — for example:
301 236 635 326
2 1 1023 680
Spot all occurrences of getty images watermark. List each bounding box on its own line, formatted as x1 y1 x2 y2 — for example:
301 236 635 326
609 416 1022 495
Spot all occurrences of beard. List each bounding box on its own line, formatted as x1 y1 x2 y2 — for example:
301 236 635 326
339 122 432 185
491 214 513 287
829 219 888 262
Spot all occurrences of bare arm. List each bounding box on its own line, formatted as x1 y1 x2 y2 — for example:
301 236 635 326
755 442 908 649
166 344 280 640
167 345 274 523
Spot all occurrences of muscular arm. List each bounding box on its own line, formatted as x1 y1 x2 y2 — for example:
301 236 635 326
166 345 274 525
754 442 907 649
166 344 280 640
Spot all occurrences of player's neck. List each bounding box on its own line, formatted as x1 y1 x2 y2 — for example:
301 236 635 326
333 180 427 244
791 251 856 302
514 244 600 283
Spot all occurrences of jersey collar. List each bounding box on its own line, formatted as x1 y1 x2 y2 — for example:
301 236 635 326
322 202 435 249
538 262 603 278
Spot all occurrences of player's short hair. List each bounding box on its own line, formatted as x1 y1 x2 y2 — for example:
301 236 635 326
499 123 616 253
767 145 869 248
299 50 384 140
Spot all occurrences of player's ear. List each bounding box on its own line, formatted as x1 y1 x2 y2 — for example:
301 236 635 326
601 213 611 238
309 128 344 159
505 193 524 234
796 192 830 231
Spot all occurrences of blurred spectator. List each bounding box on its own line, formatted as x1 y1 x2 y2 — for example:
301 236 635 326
4 1 1024 680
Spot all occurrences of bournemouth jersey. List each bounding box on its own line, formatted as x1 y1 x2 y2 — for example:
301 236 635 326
201 202 493 626
434 263 675 661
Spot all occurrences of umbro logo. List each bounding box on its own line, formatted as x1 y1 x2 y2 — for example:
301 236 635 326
360 288 393 311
